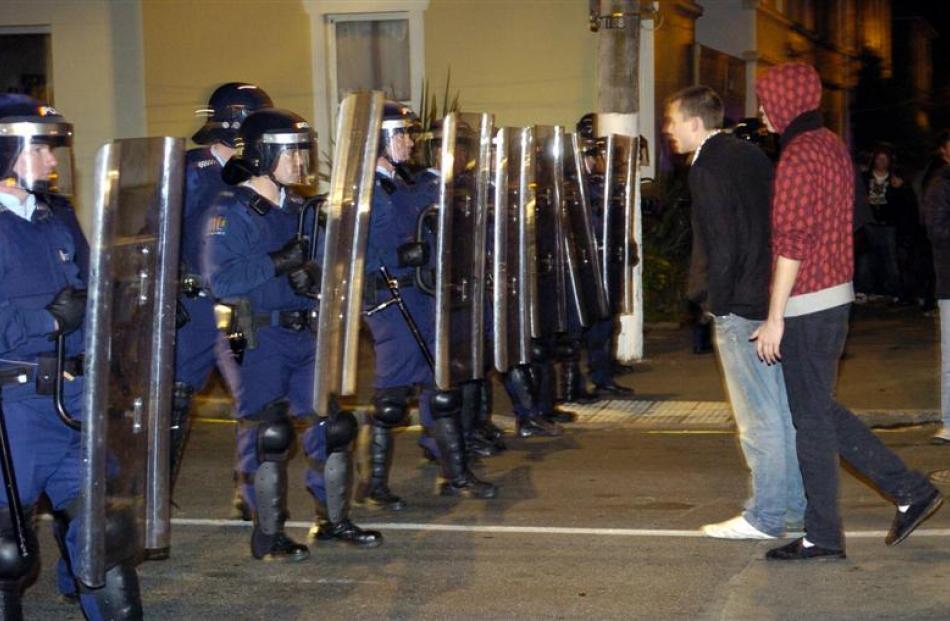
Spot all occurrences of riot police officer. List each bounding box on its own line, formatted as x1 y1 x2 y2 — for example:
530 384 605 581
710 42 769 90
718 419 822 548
360 102 497 508
203 108 381 561
576 113 634 397
175 82 273 522
0 94 143 619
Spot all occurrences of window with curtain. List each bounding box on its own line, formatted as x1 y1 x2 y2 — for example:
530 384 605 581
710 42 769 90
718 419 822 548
334 17 410 103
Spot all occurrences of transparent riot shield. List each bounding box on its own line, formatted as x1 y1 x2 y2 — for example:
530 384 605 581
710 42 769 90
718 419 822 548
601 134 639 315
312 91 384 413
432 112 493 390
562 132 609 326
491 126 536 373
532 125 567 339
78 137 184 588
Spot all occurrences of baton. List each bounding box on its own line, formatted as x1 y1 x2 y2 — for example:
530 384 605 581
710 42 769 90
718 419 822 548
367 264 434 370
53 333 81 430
0 386 32 559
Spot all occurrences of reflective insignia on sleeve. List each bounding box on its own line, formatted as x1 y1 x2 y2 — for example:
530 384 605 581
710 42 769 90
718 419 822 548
196 159 217 169
207 215 228 236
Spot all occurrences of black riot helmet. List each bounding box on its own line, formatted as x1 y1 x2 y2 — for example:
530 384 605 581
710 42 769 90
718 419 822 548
222 108 318 195
192 82 274 147
576 112 600 157
379 100 420 165
0 93 74 197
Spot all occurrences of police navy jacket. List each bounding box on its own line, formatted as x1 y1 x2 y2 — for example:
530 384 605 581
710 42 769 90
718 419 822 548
202 186 313 313
365 170 432 281
0 196 87 364
182 147 228 275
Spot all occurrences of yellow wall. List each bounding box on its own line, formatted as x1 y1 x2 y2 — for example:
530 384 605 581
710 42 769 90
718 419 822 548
423 0 597 129
141 0 315 144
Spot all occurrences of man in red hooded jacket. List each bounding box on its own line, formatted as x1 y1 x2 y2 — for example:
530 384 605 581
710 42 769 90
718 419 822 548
752 63 943 560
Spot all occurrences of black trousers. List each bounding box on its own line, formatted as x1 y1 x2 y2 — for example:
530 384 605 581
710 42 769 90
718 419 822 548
781 303 935 549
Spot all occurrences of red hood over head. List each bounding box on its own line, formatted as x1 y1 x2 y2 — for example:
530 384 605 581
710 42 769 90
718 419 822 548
756 63 822 134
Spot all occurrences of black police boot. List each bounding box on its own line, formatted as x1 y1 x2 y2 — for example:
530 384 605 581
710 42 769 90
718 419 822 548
355 425 405 511
86 563 144 620
316 452 383 548
461 381 501 459
251 462 309 562
169 382 194 492
0 587 22 621
475 380 506 449
431 391 497 499
564 360 597 404
506 364 563 437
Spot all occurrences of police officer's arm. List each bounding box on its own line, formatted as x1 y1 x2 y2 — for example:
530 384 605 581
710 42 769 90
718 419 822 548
202 208 274 299
0 261 57 354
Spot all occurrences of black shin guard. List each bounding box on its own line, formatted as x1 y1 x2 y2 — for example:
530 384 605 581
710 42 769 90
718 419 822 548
169 382 194 491
85 563 143 621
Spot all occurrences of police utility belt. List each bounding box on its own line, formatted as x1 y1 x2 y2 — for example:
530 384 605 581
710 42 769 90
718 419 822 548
0 353 84 394
214 299 317 351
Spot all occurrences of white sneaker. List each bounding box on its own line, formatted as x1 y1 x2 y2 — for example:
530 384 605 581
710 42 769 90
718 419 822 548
702 515 776 540
932 427 950 445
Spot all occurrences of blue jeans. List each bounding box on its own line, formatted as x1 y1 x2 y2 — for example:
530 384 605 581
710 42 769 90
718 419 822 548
713 313 806 535
940 300 950 429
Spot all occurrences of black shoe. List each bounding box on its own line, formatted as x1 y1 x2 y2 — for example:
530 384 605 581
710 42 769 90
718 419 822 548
474 426 507 452
466 434 502 458
594 381 635 398
765 538 845 561
230 490 253 522
612 363 636 376
543 408 577 424
517 416 562 438
439 472 498 499
356 484 406 511
311 519 384 548
251 529 310 562
886 490 944 546
477 421 505 442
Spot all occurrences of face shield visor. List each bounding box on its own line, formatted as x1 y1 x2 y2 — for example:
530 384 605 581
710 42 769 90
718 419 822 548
381 118 420 165
0 121 74 197
263 130 319 197
412 128 441 170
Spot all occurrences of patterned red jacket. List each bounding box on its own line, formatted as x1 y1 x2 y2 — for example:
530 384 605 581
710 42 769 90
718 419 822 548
756 64 854 315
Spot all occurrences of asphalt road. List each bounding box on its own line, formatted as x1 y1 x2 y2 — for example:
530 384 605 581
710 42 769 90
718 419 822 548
24 422 950 620
21 302 950 620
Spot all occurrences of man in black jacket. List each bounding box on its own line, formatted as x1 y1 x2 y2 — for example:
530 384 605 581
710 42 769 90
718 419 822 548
664 86 805 539
924 130 950 445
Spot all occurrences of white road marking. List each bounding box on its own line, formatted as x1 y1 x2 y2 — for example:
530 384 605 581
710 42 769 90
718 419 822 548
171 518 950 539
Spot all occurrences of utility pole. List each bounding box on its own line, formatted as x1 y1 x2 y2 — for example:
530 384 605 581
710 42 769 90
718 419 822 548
591 0 645 362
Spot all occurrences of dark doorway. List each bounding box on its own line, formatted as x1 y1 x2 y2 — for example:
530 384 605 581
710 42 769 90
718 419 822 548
0 32 52 103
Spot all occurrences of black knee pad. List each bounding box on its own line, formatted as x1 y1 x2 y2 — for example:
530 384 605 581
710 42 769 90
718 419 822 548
555 336 579 361
373 387 411 428
430 389 461 419
326 411 358 454
0 509 38 584
531 339 551 362
254 401 294 463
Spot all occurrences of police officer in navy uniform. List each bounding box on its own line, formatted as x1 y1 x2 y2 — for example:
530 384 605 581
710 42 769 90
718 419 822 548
360 102 497 509
0 94 143 619
203 107 381 561
575 113 634 398
175 83 273 522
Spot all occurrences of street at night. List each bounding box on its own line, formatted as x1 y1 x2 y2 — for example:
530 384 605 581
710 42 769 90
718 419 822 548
24 306 950 620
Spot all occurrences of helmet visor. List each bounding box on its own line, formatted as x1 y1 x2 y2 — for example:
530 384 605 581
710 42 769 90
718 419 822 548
382 118 420 165
0 121 74 196
266 133 318 196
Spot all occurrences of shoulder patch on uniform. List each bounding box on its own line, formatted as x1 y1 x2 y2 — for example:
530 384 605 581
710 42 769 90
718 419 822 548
196 158 217 169
207 214 228 236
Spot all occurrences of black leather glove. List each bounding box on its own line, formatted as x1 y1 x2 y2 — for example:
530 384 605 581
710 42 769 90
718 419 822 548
175 299 190 329
397 241 429 268
269 238 308 276
288 262 321 296
46 286 87 337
